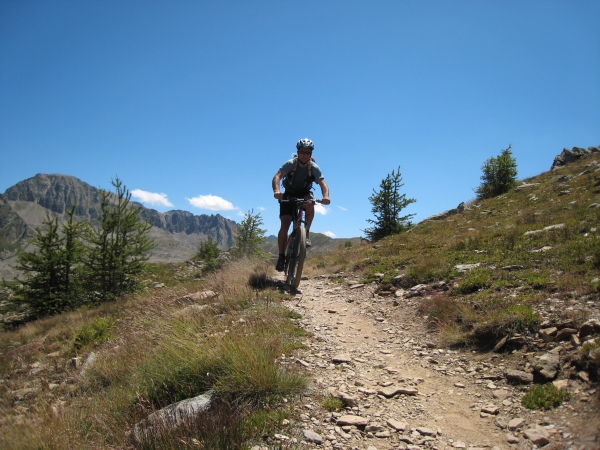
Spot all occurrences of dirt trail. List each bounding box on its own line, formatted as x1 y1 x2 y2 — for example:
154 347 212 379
277 274 595 450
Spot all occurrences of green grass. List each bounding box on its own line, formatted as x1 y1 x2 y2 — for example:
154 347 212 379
522 384 570 410
455 268 492 294
323 396 345 411
71 316 116 353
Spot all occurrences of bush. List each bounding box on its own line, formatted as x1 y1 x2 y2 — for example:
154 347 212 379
323 396 345 411
248 264 270 289
522 384 570 410
472 303 540 344
72 316 116 352
455 268 492 294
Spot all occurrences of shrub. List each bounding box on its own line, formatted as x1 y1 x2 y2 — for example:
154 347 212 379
323 396 345 411
248 264 270 289
522 384 570 410
472 303 540 345
526 274 552 290
72 316 116 352
455 268 492 294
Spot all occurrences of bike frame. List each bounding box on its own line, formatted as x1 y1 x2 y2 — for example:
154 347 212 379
282 197 314 288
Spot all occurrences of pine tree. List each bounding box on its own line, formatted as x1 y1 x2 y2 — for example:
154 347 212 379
83 178 154 302
475 145 518 199
231 210 268 259
363 167 416 242
59 206 87 307
195 236 222 272
14 206 86 318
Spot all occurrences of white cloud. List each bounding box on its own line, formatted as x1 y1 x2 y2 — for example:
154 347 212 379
337 205 348 211
323 231 336 238
236 210 246 217
187 194 236 211
131 189 174 207
257 206 266 211
315 204 329 215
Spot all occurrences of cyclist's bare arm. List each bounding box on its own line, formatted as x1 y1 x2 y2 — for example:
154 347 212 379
272 169 286 199
318 179 330 205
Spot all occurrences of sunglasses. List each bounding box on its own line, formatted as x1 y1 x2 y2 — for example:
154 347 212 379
298 150 312 155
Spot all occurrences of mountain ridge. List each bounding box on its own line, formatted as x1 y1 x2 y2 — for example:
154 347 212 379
0 174 239 279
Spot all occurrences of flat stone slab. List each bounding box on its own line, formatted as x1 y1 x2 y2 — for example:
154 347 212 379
454 263 481 272
378 387 400 397
481 404 499 415
506 369 533 384
386 418 408 431
416 427 436 436
358 387 377 395
336 415 368 427
332 354 353 364
397 387 418 395
508 417 525 431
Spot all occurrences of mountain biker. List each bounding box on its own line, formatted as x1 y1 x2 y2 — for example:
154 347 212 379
272 138 330 272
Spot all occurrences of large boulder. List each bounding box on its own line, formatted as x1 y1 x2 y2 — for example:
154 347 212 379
128 391 213 445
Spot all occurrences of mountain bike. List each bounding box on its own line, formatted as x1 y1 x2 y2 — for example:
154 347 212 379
282 197 321 289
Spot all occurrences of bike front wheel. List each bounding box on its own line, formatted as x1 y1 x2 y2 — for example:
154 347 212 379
285 226 306 289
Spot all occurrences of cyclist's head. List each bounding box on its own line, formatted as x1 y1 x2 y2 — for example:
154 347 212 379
296 138 314 153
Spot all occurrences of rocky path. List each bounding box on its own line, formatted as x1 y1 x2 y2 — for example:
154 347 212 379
276 274 597 450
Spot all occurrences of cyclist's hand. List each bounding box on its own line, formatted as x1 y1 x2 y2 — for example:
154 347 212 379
274 192 284 200
321 198 330 205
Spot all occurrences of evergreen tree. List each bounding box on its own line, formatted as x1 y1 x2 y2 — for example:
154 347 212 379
194 236 221 272
363 167 416 242
59 206 87 307
231 210 268 259
83 178 155 302
14 206 85 318
475 145 518 199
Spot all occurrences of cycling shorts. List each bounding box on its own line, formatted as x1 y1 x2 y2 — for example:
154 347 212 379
279 192 313 218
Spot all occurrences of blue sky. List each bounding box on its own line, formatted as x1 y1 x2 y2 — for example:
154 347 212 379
1 1 599 239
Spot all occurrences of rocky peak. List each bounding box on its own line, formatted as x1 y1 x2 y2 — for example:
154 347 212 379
551 146 600 170
4 173 103 220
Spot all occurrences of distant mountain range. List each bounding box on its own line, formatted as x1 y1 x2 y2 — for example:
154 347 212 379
0 174 239 279
0 173 358 280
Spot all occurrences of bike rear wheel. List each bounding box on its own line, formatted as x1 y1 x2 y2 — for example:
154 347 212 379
285 226 306 289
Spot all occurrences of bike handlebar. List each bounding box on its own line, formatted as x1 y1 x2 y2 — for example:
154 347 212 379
280 197 322 204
